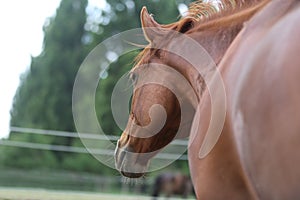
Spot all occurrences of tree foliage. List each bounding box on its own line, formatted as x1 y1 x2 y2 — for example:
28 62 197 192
6 0 89 169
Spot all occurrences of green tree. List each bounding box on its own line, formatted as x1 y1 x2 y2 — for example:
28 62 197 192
6 0 88 168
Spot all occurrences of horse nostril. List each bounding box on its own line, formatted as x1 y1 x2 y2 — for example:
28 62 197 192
116 138 127 149
116 140 120 148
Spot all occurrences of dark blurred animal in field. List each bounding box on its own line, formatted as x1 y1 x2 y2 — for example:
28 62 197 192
152 173 194 199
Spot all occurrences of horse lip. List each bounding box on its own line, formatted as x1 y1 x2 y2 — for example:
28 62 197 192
120 156 147 178
119 157 148 178
120 171 145 178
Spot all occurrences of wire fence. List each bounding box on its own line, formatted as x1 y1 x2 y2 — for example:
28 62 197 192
9 126 189 145
0 127 192 197
0 126 189 160
10 126 120 140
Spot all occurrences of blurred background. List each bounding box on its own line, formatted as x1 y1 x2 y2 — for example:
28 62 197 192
0 0 196 199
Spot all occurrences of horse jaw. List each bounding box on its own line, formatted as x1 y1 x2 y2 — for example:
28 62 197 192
114 140 151 178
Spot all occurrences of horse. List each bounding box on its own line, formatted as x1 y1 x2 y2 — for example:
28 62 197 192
152 173 194 199
114 0 268 173
212 0 300 198
114 0 300 199
187 0 300 198
114 0 268 192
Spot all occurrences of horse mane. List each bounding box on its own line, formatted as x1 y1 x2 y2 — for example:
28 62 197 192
134 0 266 66
187 1 220 20
186 0 269 33
186 0 264 23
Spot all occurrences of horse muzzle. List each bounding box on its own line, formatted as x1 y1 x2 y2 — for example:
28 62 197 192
114 140 149 178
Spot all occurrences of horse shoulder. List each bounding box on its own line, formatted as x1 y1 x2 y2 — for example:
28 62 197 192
223 1 300 198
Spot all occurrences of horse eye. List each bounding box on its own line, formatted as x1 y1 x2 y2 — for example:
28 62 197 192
154 50 161 58
130 72 138 85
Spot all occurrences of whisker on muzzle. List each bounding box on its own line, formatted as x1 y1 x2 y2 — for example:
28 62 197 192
121 176 146 185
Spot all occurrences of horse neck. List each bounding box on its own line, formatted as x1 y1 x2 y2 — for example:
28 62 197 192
192 25 243 66
165 23 243 104
174 0 270 101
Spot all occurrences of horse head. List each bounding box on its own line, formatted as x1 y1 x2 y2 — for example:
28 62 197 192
114 7 198 178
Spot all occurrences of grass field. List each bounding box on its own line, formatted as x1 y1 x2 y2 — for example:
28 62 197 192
0 187 195 200
0 187 147 200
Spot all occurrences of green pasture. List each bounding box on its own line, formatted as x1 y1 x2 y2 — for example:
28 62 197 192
0 169 195 200
0 187 195 200
0 187 149 200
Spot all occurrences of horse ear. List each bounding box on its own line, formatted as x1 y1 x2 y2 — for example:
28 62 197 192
140 7 163 43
